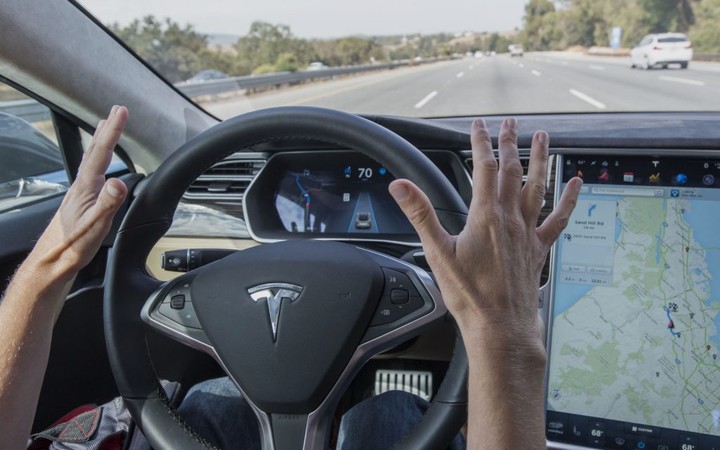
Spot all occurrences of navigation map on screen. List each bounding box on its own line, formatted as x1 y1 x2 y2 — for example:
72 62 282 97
547 156 720 447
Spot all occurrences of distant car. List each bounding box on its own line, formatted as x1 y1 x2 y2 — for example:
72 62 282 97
509 44 524 57
474 51 484 59
186 70 228 83
306 62 328 71
630 33 693 69
355 211 372 229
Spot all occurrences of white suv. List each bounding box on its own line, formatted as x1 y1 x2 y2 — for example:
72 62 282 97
630 33 693 69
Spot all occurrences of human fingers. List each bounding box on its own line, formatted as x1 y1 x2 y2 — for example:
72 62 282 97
82 106 128 178
536 177 582 247
84 118 108 158
497 117 523 209
75 179 127 258
76 118 107 180
521 131 549 226
389 179 452 258
469 119 498 208
90 178 127 227
50 178 128 273
80 104 118 167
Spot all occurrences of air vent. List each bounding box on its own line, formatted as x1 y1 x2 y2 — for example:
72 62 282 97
184 158 265 201
464 155 531 182
464 153 556 284
202 160 262 176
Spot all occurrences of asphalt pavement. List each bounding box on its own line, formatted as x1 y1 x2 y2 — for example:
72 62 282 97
203 52 720 119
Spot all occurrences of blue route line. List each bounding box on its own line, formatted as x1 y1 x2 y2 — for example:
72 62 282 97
295 175 310 205
588 204 597 217
666 308 680 337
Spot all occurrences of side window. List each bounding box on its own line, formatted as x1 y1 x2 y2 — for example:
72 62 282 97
0 81 68 212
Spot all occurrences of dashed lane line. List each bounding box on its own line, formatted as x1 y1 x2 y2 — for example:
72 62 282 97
457 71 465 78
531 69 542 76
414 90 438 109
569 89 607 110
658 76 705 86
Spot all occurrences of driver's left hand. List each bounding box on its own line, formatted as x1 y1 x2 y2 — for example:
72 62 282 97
24 105 129 283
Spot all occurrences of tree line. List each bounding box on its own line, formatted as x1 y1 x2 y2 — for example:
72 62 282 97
520 0 719 52
109 17 514 83
111 18 390 83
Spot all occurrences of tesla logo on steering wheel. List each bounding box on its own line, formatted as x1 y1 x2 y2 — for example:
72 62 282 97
247 283 303 342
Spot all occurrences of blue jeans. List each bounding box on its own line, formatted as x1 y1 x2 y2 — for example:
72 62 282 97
178 377 465 450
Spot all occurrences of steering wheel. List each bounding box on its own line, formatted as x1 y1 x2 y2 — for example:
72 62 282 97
105 106 469 450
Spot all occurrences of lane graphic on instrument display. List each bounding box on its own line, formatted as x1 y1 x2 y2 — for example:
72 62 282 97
294 175 312 232
274 165 414 235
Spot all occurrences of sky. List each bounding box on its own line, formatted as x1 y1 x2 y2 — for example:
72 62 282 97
78 0 527 39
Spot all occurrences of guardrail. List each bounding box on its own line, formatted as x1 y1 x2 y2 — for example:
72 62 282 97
0 99 51 122
175 61 412 98
0 60 423 122
695 53 720 62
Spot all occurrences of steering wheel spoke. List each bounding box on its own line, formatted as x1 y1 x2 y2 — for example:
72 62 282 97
141 273 214 353
358 248 447 346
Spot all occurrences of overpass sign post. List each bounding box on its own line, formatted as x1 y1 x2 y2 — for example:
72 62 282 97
610 27 622 49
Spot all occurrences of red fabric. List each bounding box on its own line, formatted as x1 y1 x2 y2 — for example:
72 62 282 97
27 405 99 449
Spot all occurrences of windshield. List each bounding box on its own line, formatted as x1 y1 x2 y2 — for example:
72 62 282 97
80 0 719 118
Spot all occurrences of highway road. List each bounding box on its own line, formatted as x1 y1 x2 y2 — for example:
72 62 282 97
203 52 720 119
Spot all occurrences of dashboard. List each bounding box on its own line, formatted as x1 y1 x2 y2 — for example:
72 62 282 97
157 113 720 450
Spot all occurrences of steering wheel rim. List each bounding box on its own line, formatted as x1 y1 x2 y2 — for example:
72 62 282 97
105 106 469 450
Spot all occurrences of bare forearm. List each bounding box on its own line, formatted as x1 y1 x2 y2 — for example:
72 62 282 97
0 263 73 450
389 118 577 450
463 330 547 450
0 106 128 450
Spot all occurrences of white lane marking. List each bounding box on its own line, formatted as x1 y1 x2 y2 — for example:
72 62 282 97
658 76 705 86
531 69 542 76
569 89 606 110
561 61 569 66
519 63 525 68
589 65 605 71
414 90 438 109
469 65 474 70
456 71 465 78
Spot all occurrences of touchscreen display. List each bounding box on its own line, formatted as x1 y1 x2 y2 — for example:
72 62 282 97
547 155 720 449
273 154 415 236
